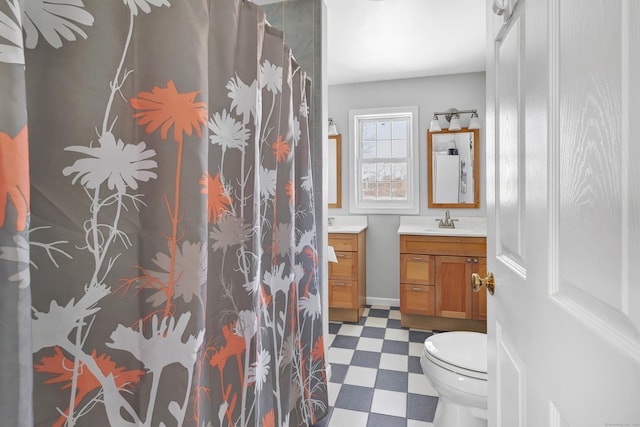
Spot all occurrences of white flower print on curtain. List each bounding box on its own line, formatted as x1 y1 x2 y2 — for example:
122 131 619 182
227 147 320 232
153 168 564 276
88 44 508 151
0 0 327 426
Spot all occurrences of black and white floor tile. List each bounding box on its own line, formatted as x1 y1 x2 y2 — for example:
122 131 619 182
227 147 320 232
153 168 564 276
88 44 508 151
312 306 440 427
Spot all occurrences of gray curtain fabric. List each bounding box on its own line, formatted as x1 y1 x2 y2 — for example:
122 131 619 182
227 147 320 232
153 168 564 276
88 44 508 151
0 1 327 426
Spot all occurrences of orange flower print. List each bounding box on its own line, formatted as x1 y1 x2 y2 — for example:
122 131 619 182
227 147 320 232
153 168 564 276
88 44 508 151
34 346 145 427
311 336 324 362
0 125 29 231
130 80 207 143
271 135 290 162
285 180 294 205
262 409 275 427
304 246 318 266
260 284 272 307
200 172 233 224
209 321 246 377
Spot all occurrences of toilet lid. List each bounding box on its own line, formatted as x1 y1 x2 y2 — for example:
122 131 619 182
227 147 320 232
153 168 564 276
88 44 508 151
424 331 487 375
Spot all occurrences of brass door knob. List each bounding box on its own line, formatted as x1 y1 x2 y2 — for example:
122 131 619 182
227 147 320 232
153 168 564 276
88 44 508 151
472 272 495 295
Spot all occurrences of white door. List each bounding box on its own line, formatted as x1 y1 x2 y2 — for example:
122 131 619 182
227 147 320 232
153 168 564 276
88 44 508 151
485 1 640 426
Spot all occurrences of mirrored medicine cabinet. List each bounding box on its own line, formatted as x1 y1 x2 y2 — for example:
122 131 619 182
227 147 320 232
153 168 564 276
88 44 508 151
427 128 480 208
328 134 342 208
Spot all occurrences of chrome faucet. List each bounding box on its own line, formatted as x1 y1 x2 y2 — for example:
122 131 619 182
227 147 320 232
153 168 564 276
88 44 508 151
436 210 458 229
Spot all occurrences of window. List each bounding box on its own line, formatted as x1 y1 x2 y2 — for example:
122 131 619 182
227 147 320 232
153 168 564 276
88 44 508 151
349 106 419 214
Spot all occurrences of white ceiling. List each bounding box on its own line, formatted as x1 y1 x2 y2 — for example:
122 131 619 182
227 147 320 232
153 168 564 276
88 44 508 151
254 0 487 85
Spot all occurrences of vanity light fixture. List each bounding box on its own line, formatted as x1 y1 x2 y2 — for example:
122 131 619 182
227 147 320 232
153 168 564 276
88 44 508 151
429 115 442 132
328 118 338 135
430 108 481 130
468 111 481 129
448 114 462 131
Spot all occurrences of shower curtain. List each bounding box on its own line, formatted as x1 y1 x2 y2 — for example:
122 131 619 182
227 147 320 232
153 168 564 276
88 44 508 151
0 1 328 426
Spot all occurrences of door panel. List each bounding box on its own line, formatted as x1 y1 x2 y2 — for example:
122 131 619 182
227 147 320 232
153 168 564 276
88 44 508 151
552 0 640 356
496 323 525 427
496 5 526 277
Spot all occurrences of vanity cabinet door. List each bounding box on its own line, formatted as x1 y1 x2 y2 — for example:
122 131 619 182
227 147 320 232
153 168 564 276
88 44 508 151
400 254 434 285
471 257 487 320
435 256 474 319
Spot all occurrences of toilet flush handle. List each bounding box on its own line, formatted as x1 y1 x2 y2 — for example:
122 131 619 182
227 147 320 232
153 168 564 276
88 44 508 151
472 272 495 295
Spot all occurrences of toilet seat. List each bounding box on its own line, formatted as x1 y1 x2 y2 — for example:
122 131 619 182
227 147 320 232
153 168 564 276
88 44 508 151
424 332 487 380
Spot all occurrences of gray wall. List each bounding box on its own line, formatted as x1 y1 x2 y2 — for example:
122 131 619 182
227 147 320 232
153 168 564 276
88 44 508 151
328 72 486 305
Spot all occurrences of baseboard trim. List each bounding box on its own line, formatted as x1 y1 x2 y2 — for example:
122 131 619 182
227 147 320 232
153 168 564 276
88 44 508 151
366 297 400 308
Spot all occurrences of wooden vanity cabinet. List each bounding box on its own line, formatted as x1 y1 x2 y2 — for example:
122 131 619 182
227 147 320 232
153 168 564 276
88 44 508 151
400 234 486 332
328 231 366 322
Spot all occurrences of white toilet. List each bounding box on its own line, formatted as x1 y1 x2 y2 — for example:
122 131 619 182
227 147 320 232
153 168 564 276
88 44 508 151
420 331 488 427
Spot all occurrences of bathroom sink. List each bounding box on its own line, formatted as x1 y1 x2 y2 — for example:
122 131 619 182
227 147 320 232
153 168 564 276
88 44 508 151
327 215 368 234
398 216 487 237
327 225 365 233
420 227 486 237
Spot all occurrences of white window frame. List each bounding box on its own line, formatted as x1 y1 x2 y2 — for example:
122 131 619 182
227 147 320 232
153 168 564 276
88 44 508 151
348 106 420 215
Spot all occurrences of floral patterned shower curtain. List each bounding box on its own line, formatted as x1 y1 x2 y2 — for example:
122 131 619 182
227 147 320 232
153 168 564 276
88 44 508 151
0 1 327 426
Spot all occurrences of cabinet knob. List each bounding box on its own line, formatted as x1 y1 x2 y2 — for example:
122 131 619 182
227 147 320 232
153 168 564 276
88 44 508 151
473 258 479 264
412 257 424 261
466 258 472 263
335 282 346 287
412 287 422 292
471 272 495 295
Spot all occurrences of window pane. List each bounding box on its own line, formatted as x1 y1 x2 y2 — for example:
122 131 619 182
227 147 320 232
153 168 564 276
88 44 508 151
377 162 392 181
362 163 376 182
362 122 377 140
362 183 377 200
351 107 417 213
392 163 407 181
392 139 407 158
392 120 407 139
377 139 392 158
377 182 391 199
392 182 407 199
377 121 391 139
362 140 376 159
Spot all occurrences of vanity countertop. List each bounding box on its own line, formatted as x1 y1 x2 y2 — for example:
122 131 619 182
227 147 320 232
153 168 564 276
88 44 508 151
398 215 487 237
327 215 368 234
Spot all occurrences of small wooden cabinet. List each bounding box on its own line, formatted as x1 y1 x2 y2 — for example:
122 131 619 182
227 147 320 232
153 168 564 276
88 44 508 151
400 234 487 332
329 231 366 322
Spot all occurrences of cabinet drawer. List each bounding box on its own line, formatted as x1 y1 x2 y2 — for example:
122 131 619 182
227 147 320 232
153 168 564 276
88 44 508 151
329 251 357 280
400 254 434 285
329 280 357 309
400 235 486 257
328 234 358 252
400 284 435 315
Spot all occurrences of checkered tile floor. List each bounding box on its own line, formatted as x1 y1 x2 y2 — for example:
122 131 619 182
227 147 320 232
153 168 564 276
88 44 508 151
312 306 440 427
